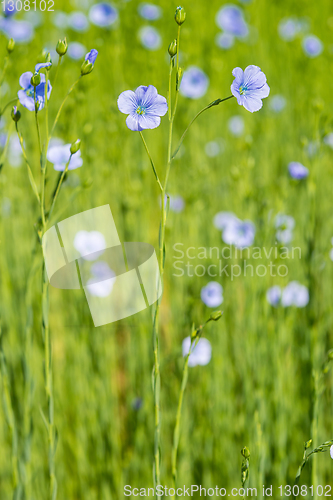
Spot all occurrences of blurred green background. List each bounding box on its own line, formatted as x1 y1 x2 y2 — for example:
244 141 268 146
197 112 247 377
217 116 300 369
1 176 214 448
0 0 333 498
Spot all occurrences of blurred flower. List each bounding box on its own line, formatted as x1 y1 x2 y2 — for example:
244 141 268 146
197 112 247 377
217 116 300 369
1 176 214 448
330 445 333 460
166 194 185 213
89 3 118 27
275 214 295 244
74 231 106 260
47 143 83 171
52 11 68 29
138 3 162 20
266 286 282 307
231 65 270 113
215 5 248 37
8 135 22 167
139 26 161 50
205 141 222 157
302 35 323 57
201 282 223 307
180 66 209 99
2 0 16 17
228 115 244 136
0 18 34 43
18 71 52 112
132 397 143 410
182 337 212 367
323 133 333 149
68 42 87 60
86 263 116 297
213 211 238 230
281 281 309 308
215 32 234 50
278 17 302 41
86 277 115 297
330 248 333 262
68 12 89 32
288 161 309 180
118 85 167 131
269 95 286 113
222 218 255 248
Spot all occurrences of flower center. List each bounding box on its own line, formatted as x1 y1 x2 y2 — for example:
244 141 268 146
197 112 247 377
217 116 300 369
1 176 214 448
25 86 35 97
136 105 146 115
239 84 247 95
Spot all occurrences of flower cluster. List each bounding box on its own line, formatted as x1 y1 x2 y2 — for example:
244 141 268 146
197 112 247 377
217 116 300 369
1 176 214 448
266 282 309 308
214 211 256 249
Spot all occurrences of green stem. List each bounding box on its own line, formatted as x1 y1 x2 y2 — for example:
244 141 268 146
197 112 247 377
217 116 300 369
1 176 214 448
50 77 81 139
47 156 72 222
15 123 40 204
139 132 163 192
34 88 42 156
171 95 234 161
0 97 18 117
52 56 62 90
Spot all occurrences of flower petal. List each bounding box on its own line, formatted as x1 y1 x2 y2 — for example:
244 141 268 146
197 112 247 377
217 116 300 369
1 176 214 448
135 85 148 103
117 90 137 114
146 94 168 116
138 114 161 130
19 71 33 89
231 67 244 85
242 95 263 113
140 85 158 107
18 89 34 111
126 114 142 131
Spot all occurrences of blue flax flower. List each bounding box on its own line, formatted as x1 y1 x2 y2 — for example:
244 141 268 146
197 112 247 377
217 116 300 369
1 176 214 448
288 161 309 180
89 3 118 27
231 65 270 112
85 49 98 65
118 85 167 131
18 71 52 111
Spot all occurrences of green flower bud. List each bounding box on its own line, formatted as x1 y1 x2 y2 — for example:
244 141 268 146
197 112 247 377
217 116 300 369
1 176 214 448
168 39 177 58
210 311 222 321
45 52 52 64
56 38 68 56
11 106 21 123
176 67 183 91
304 439 312 450
241 446 250 459
30 72 41 87
81 60 94 76
6 38 15 54
70 139 81 155
175 6 186 25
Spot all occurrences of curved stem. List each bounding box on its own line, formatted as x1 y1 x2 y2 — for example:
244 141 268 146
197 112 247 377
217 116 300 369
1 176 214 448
139 132 163 192
34 88 42 156
15 123 40 204
0 97 18 117
171 95 234 161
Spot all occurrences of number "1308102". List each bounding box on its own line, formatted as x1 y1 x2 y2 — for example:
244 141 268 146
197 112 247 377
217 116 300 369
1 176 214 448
2 0 54 11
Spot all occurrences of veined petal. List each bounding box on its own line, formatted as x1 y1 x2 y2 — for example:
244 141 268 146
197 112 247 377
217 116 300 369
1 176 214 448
231 67 244 85
19 71 33 89
146 94 168 116
117 90 138 114
18 89 34 111
126 114 143 131
243 65 264 88
243 95 263 112
258 82 270 98
138 114 161 130
141 85 158 107
135 85 148 103
231 81 241 98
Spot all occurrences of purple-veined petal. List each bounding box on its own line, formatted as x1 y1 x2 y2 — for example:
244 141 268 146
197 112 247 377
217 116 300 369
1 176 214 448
145 94 167 116
242 95 263 112
231 67 244 85
243 65 264 88
117 90 138 114
138 114 161 129
18 89 34 111
140 85 158 107
135 85 148 103
19 71 33 89
126 114 142 131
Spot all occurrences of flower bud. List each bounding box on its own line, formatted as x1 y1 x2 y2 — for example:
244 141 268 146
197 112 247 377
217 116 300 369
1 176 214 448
241 446 250 459
30 72 41 87
176 67 183 91
210 311 222 321
304 439 313 450
11 106 21 123
168 39 177 58
56 38 68 56
81 61 93 76
45 52 52 64
70 139 81 155
175 6 186 25
6 38 15 54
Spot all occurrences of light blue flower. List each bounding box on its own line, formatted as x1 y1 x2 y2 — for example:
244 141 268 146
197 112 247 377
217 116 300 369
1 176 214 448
281 281 309 308
47 143 83 171
228 115 244 136
324 133 333 149
89 3 118 27
215 5 248 37
303 35 323 58
180 66 209 99
215 32 234 50
278 17 302 41
68 42 87 60
222 217 255 248
0 18 34 43
269 95 286 113
52 11 68 29
288 162 309 180
139 26 161 50
266 286 282 307
85 49 98 65
2 0 16 17
138 3 162 21
231 65 270 113
182 337 212 367
205 141 222 157
74 230 106 261
68 12 89 32
213 211 238 230
201 281 223 308
161 194 184 213
275 214 295 244
118 85 167 131
330 248 333 262
18 72 52 112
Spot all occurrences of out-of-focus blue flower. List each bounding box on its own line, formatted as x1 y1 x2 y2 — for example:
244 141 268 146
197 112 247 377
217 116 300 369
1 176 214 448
180 66 209 99
302 35 323 57
89 3 118 27
231 65 270 113
222 218 256 248
132 397 143 411
52 11 68 29
86 263 116 297
266 286 282 307
165 195 185 213
74 231 106 261
215 5 248 37
275 214 295 244
281 281 309 308
68 42 87 60
278 17 302 41
47 143 83 171
18 72 52 112
324 133 333 149
215 32 234 50
138 3 162 21
330 247 333 262
138 26 161 50
2 0 16 17
201 281 223 307
228 115 244 136
213 211 238 230
85 49 98 65
8 135 22 167
35 62 52 72
0 18 34 43
182 337 212 367
118 85 167 132
24 10 42 28
288 162 309 180
269 95 286 113
205 141 222 157
68 12 89 32
330 445 333 460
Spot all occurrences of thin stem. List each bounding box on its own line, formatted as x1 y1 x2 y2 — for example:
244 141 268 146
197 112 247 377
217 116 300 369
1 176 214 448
176 25 180 73
50 77 81 139
0 97 18 117
34 88 42 156
171 95 234 161
45 71 50 149
0 55 9 111
15 123 40 204
139 132 163 192
52 56 62 90
168 59 173 121
47 156 72 222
